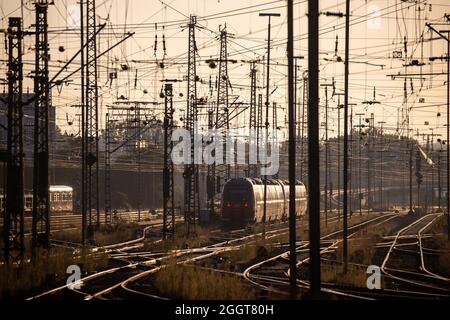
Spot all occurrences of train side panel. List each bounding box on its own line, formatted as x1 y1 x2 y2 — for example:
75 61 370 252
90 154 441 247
221 178 307 226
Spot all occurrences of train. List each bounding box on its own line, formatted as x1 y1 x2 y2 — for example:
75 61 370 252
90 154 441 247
221 178 307 226
0 185 73 214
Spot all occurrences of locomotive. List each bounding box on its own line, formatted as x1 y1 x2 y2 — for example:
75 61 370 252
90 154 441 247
221 178 307 226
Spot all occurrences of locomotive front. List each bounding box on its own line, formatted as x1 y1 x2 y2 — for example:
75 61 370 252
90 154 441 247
221 178 256 227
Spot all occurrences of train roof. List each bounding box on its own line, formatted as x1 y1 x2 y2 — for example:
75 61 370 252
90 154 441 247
49 185 73 192
225 177 305 186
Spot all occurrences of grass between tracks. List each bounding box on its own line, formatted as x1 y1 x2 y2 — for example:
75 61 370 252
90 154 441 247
315 213 395 287
142 224 221 251
52 222 141 245
216 239 276 272
436 239 450 276
321 263 368 288
154 262 256 299
427 215 450 276
321 213 450 287
0 243 108 299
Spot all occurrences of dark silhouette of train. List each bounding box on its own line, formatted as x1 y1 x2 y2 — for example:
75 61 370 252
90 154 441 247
0 185 73 214
221 178 307 226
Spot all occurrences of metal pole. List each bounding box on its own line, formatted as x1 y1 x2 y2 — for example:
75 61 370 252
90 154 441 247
307 0 321 298
447 38 449 240
357 114 363 215
137 105 141 222
259 12 280 239
367 114 373 214
4 17 25 263
342 0 350 273
80 0 86 245
325 86 329 225
410 141 413 213
287 0 297 299
337 101 341 222
439 142 442 210
430 134 434 211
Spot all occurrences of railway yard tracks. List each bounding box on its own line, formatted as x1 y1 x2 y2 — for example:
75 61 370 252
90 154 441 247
27 211 450 300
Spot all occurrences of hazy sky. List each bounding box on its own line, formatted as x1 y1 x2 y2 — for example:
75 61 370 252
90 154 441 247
1 0 449 143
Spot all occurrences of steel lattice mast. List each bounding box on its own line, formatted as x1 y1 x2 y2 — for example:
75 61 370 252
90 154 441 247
83 0 100 241
104 112 111 225
184 15 200 236
32 0 51 251
257 93 263 175
206 100 216 216
215 26 230 184
4 17 25 263
163 83 175 239
248 62 257 177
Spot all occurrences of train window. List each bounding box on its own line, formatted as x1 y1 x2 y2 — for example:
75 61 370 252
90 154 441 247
224 188 249 203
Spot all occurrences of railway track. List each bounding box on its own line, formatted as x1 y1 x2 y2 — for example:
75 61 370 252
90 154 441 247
112 213 393 299
381 213 450 294
30 210 447 300
242 213 396 298
242 212 450 299
27 216 308 300
0 211 162 235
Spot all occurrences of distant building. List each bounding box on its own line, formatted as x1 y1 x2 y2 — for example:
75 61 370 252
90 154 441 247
0 93 56 160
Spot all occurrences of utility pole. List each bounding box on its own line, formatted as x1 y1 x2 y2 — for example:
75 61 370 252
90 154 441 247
447 30 450 240
32 0 51 252
4 17 25 263
402 139 406 208
416 146 423 210
409 140 413 213
80 0 86 245
325 87 329 224
163 83 175 239
367 113 374 214
287 0 296 299
259 12 280 238
426 21 450 239
378 121 386 209
356 113 364 215
249 61 257 177
257 93 263 175
307 0 321 298
135 104 141 222
335 94 344 222
439 139 443 210
429 130 440 211
82 0 100 242
216 25 232 183
338 100 341 221
300 73 308 181
349 105 354 216
206 80 216 216
342 0 350 273
184 15 200 236
272 101 279 179
104 112 111 225
428 133 433 211
320 84 333 225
